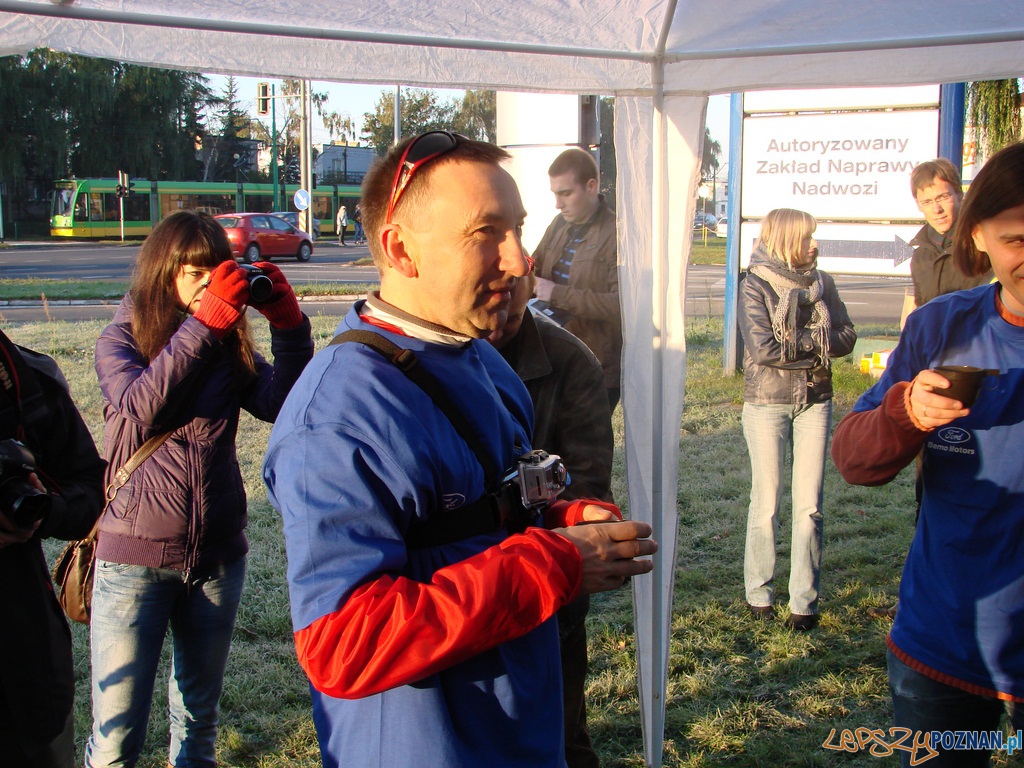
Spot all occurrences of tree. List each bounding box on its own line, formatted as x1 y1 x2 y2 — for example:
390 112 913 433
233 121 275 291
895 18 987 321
701 127 722 184
360 88 496 155
0 50 212 222
968 79 1022 161
453 90 496 142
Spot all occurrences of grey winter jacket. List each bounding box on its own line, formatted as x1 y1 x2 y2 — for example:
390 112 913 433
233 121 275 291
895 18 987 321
95 295 313 573
739 253 857 405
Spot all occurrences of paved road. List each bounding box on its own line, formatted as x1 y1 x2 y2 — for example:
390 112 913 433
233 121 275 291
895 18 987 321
0 243 909 327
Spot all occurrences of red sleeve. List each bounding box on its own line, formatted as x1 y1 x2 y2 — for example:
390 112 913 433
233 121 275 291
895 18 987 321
294 527 582 699
544 498 622 528
831 380 930 486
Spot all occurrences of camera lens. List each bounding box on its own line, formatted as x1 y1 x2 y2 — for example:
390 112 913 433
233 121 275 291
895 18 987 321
239 265 274 304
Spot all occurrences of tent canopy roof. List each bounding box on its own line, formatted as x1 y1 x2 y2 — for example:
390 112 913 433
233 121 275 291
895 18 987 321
2 0 1023 95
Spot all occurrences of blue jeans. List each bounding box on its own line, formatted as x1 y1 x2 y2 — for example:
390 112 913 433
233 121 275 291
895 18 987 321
85 557 246 768
889 650 1023 767
742 401 831 616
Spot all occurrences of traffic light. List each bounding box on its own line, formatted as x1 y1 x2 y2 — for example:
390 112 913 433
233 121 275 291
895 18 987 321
116 170 129 199
257 82 270 116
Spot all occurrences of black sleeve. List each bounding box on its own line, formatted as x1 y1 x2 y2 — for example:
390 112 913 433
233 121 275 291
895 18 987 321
29 369 106 542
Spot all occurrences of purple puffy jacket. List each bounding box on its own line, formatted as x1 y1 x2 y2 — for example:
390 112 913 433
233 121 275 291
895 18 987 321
94 295 313 573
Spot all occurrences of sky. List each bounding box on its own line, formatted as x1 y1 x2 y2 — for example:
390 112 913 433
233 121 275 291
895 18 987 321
207 74 733 163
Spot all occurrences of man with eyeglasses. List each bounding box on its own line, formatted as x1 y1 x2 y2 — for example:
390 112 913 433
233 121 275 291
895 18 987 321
263 132 657 768
908 158 992 310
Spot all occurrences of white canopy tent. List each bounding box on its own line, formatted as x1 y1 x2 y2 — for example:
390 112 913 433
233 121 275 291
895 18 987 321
3 2 1022 764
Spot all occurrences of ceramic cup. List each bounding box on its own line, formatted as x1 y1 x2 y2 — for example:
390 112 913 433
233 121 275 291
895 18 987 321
934 365 999 407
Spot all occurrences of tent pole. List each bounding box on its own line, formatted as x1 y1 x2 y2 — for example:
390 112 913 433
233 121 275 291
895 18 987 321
642 57 668 768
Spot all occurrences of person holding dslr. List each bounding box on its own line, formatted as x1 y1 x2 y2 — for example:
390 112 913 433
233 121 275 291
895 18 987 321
85 210 313 768
0 327 106 767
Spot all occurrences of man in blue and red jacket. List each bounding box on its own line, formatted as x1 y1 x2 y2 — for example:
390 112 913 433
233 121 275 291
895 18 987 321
263 132 656 768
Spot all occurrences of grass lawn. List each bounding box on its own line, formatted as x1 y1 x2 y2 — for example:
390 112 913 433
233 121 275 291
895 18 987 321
8 312 1016 767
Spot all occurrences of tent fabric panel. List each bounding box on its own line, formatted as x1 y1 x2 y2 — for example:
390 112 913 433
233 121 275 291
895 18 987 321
661 42 1024 95
664 0 1024 55
0 12 651 92
618 91 699 768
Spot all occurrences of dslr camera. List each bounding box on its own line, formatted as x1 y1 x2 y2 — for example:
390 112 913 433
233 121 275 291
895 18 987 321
0 439 51 528
503 449 568 511
238 264 274 304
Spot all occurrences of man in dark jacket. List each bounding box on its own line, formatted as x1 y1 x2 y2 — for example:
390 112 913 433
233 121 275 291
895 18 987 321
908 158 991 309
0 328 105 767
489 271 614 768
532 148 622 412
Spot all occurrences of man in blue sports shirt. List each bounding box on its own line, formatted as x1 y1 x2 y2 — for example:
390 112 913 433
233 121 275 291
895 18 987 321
264 132 656 768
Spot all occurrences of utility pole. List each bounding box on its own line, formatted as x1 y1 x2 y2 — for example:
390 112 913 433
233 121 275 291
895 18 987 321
271 84 279 210
299 79 313 234
394 85 401 145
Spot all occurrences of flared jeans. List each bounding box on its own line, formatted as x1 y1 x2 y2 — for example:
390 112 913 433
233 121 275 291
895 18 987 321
742 401 831 616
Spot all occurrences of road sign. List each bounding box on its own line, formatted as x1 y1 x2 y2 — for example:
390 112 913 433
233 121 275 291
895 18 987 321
293 189 310 211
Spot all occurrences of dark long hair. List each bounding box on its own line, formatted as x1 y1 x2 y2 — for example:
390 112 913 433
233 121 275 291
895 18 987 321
953 142 1024 277
130 210 256 376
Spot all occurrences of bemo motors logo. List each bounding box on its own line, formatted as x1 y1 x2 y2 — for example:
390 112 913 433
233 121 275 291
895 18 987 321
937 426 971 444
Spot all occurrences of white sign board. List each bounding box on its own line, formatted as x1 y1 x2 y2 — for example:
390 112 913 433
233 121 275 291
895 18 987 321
744 85 940 114
741 110 939 220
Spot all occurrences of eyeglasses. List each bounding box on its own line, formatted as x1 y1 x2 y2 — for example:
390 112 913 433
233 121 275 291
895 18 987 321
916 191 955 210
385 131 461 224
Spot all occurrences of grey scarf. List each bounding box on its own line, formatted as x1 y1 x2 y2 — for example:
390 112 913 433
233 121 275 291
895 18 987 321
749 249 831 366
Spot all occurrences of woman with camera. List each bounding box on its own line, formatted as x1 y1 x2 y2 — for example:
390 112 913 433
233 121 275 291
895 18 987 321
740 208 856 631
85 210 313 768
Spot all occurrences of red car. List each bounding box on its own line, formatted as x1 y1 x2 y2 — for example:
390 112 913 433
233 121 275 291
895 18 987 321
214 213 314 263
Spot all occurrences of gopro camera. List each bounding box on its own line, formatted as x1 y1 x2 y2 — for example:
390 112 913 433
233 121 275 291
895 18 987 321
503 449 568 510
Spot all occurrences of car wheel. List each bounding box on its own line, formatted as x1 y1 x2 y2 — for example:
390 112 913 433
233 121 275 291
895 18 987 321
244 244 261 264
297 242 312 262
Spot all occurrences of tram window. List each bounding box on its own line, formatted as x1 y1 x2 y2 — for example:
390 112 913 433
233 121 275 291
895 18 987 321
312 196 331 220
89 194 104 222
53 188 74 217
124 194 151 222
75 195 89 221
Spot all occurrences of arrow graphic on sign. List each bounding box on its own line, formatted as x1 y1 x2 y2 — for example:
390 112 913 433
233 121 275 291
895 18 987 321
816 236 915 266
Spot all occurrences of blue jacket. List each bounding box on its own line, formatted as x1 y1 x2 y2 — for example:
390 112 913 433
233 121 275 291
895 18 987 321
95 295 312 572
837 284 1024 699
264 304 577 768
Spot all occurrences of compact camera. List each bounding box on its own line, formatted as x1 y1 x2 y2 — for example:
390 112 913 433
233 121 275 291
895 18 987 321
238 264 274 304
503 449 568 511
0 439 51 528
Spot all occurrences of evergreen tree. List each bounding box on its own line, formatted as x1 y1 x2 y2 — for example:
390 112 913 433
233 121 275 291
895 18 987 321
0 50 211 222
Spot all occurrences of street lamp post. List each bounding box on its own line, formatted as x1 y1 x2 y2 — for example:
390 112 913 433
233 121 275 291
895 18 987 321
698 184 711 247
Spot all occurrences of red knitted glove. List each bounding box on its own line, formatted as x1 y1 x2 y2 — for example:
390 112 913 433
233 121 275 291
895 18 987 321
252 262 303 329
193 261 248 338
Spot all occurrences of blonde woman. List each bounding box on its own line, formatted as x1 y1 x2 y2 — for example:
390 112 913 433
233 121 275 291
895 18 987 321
739 208 856 630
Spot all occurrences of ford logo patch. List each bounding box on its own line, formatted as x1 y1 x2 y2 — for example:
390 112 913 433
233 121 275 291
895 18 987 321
937 427 971 444
442 493 466 511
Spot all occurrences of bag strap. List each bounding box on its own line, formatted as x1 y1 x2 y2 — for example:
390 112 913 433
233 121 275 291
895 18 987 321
328 330 497 488
329 329 512 548
92 431 174 540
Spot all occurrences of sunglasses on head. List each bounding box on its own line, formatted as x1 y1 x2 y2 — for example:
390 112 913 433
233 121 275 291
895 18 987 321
385 131 462 224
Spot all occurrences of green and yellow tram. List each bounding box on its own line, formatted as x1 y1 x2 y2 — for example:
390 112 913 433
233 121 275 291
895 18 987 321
50 178 360 238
